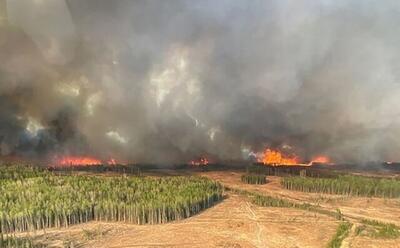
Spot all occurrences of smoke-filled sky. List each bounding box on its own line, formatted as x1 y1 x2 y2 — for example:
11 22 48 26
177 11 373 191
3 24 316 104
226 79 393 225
1 0 400 164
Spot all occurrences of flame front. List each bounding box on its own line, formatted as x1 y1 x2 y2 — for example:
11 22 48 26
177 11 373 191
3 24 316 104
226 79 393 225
189 157 209 166
259 149 299 166
257 149 332 166
57 156 102 166
52 156 125 167
310 156 330 164
107 158 117 165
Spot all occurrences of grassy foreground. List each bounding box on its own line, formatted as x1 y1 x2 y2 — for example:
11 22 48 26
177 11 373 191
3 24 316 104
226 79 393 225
0 166 223 233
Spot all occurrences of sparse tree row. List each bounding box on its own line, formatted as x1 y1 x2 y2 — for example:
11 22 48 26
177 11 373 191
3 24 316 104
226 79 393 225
251 194 297 207
0 167 223 234
241 174 267 185
0 234 41 248
281 175 400 198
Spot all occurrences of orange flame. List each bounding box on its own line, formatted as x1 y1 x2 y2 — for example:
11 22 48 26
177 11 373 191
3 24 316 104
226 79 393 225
310 155 330 164
189 157 209 166
259 149 299 166
52 156 126 167
107 158 117 165
257 148 332 166
57 156 102 166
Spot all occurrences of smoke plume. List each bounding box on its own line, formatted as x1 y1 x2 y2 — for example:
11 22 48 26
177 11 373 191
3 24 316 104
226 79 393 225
1 0 400 164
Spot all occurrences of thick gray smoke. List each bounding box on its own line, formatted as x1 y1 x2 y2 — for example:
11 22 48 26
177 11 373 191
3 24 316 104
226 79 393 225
1 0 400 164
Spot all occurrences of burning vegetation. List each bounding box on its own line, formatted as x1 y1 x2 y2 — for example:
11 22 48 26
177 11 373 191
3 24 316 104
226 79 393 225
256 148 332 167
51 155 122 167
309 156 331 165
189 157 210 166
258 149 300 166
56 156 102 166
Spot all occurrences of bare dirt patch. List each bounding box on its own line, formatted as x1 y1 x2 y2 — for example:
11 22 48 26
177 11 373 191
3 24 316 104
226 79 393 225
350 235 400 248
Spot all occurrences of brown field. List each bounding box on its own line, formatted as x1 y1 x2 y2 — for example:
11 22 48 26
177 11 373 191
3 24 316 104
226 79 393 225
19 170 400 248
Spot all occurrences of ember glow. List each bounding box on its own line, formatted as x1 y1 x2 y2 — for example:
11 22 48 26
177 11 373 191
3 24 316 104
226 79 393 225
189 157 210 166
259 149 299 166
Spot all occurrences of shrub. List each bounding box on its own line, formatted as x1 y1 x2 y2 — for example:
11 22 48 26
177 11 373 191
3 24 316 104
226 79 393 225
361 219 400 239
328 222 352 248
241 174 267 185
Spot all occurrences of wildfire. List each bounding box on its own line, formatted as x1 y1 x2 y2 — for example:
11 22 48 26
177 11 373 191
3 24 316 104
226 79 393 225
54 156 123 167
57 156 102 166
257 148 332 166
309 155 331 165
259 149 299 166
189 157 210 166
107 158 117 165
